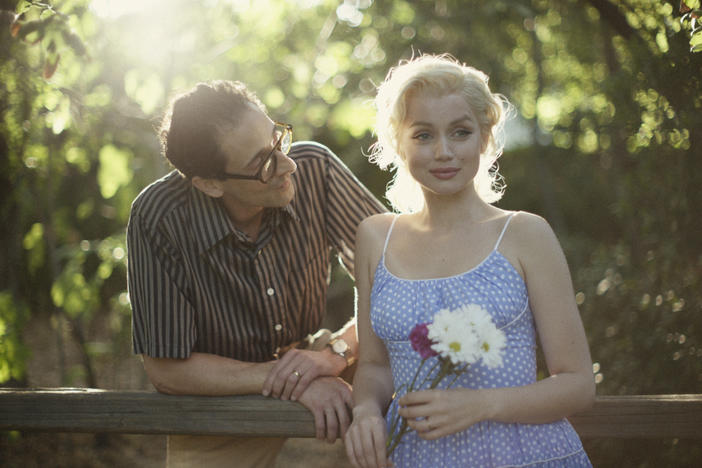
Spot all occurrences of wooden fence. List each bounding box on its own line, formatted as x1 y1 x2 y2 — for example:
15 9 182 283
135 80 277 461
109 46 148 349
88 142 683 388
0 389 700 439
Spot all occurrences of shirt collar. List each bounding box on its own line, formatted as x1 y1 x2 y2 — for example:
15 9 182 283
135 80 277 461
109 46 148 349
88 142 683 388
188 186 300 255
188 186 237 255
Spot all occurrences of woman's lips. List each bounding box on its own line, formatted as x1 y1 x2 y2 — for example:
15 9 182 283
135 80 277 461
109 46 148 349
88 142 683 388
430 168 460 180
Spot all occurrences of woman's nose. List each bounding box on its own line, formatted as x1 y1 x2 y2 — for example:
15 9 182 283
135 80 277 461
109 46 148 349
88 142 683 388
435 136 454 160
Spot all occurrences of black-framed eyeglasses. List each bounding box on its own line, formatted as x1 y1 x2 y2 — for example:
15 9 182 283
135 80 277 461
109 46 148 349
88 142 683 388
219 122 293 184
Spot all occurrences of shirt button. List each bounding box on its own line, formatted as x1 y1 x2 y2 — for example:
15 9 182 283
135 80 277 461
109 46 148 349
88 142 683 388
274 324 282 332
266 288 275 296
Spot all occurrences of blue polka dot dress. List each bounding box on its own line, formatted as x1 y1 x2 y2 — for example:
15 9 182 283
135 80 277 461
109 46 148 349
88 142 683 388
370 213 592 467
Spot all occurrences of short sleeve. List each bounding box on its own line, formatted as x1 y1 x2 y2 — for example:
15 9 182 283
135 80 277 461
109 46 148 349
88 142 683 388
127 210 196 359
324 149 387 278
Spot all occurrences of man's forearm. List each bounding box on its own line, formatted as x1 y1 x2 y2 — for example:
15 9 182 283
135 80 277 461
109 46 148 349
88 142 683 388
143 352 275 396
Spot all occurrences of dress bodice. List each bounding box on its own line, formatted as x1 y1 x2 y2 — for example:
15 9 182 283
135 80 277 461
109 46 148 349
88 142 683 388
368 213 591 467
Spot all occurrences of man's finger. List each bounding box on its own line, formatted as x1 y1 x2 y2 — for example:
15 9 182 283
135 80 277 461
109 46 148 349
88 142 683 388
290 368 316 401
281 369 304 400
324 407 338 443
312 406 325 440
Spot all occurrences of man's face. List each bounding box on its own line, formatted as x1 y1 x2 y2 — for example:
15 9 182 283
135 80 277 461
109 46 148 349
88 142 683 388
211 105 297 214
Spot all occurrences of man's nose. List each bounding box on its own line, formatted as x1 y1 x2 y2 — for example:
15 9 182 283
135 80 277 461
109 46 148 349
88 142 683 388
277 150 297 175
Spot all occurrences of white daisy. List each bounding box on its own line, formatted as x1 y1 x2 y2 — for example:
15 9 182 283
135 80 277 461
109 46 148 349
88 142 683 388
476 323 507 368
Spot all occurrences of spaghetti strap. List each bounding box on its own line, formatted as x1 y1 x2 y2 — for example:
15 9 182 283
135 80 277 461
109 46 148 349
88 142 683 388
382 215 401 256
494 212 518 251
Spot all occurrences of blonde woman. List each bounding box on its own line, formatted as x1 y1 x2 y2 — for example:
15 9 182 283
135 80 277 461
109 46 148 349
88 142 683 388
345 54 594 468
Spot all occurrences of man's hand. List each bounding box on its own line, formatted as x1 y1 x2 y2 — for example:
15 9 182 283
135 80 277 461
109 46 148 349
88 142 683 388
262 348 344 401
296 376 353 443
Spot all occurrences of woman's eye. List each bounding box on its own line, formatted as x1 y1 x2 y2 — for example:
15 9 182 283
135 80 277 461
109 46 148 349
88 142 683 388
413 132 431 141
454 128 472 137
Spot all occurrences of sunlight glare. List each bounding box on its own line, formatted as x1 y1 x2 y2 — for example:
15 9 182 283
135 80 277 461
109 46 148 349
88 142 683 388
89 0 153 19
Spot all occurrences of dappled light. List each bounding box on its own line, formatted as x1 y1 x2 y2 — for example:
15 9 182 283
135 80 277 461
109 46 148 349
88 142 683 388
1 0 701 466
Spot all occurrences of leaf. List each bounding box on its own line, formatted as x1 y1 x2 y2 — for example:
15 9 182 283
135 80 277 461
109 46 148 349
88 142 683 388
10 20 20 37
690 31 702 52
42 53 60 79
61 29 87 56
97 144 133 199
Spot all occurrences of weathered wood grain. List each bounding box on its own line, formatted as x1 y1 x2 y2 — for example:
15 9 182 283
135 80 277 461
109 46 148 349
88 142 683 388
568 394 702 439
1 389 701 439
0 388 315 437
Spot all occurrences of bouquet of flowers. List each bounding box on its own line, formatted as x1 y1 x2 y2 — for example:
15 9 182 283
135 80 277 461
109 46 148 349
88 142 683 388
386 304 507 457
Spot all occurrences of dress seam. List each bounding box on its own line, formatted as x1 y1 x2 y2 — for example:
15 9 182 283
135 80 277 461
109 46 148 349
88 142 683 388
498 300 529 331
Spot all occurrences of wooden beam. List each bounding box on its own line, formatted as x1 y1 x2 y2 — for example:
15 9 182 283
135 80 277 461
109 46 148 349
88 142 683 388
0 388 315 437
568 394 702 439
1 389 701 439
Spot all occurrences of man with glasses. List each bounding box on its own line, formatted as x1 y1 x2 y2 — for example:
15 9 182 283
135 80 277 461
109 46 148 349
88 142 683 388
126 80 386 467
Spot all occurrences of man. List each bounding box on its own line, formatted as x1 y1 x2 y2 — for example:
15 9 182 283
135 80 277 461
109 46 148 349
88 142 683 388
126 80 386 467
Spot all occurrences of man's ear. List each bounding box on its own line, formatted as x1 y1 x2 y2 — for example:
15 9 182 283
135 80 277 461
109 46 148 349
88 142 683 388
191 176 225 198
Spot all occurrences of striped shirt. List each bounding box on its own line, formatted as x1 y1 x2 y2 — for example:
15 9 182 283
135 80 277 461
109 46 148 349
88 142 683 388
127 142 386 362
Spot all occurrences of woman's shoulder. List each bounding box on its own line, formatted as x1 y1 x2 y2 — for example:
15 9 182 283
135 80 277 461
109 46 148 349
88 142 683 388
357 213 397 256
508 210 552 234
502 211 562 258
358 213 397 236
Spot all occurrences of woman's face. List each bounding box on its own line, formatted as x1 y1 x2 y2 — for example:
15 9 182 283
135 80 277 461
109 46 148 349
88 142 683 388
397 90 485 200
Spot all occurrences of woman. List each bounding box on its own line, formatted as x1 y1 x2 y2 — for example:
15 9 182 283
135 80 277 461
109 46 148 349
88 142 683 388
345 54 594 467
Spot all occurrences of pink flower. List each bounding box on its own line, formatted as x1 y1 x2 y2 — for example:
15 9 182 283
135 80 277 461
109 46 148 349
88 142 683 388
409 323 438 359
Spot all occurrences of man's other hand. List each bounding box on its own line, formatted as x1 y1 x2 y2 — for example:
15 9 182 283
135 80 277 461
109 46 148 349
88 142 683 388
296 376 353 443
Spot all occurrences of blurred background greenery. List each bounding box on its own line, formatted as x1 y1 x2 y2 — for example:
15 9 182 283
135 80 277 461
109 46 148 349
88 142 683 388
1 0 700 466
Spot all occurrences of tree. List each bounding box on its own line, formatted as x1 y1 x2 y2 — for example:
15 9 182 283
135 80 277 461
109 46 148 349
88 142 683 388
1 0 699 465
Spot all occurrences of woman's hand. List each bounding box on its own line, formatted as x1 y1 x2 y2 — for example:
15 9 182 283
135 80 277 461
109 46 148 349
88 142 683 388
398 388 491 440
262 348 344 401
345 406 393 468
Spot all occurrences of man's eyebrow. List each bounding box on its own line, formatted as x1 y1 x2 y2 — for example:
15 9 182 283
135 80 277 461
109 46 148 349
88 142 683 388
244 125 277 166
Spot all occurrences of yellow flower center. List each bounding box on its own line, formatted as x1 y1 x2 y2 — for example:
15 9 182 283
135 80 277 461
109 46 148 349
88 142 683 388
449 342 461 352
481 342 490 352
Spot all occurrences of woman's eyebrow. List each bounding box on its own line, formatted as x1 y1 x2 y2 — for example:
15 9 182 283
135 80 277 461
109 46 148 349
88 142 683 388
408 114 475 128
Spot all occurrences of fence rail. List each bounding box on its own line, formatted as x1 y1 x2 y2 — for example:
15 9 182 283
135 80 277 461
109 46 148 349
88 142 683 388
1 389 701 439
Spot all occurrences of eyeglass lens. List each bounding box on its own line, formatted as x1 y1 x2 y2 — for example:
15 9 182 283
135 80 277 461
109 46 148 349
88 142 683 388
260 127 291 182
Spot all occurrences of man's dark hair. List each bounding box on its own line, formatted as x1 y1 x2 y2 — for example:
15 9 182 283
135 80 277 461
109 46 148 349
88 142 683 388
159 80 266 179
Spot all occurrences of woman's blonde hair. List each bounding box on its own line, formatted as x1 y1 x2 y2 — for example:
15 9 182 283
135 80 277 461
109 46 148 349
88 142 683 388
369 54 511 213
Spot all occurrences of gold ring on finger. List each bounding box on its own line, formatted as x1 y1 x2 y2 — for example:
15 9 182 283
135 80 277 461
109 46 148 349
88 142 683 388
292 370 301 378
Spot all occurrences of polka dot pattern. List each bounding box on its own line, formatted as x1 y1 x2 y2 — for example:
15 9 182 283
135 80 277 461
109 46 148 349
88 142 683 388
370 215 592 467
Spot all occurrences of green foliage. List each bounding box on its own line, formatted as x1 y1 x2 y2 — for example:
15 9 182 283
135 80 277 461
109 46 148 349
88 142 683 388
680 0 702 52
0 292 28 384
0 0 700 464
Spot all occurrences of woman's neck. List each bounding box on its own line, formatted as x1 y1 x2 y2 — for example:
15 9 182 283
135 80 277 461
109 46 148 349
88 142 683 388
416 186 492 230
